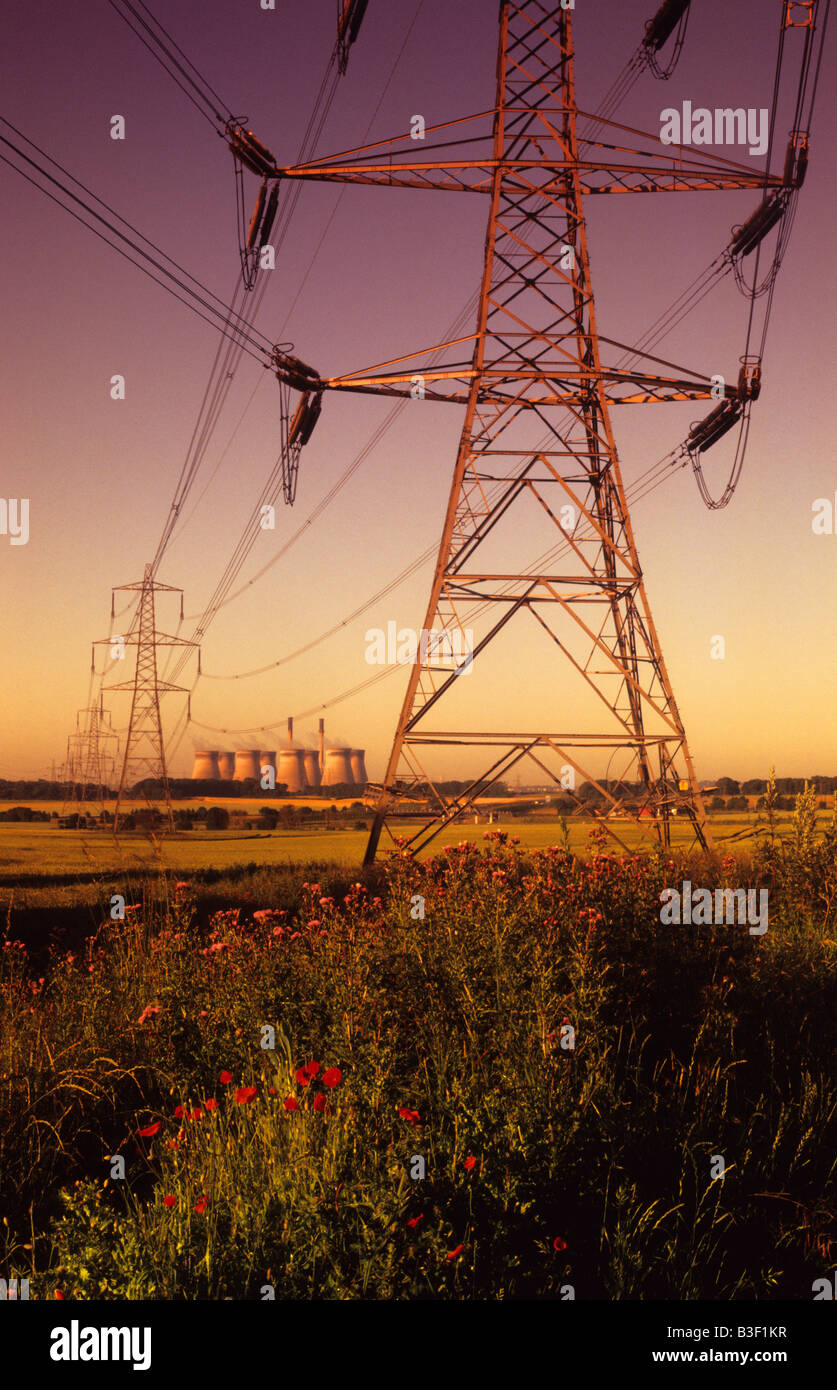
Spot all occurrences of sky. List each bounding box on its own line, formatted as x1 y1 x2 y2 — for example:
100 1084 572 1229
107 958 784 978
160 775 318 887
1 0 835 785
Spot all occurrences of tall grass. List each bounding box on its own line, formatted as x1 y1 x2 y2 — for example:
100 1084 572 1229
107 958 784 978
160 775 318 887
1 813 834 1299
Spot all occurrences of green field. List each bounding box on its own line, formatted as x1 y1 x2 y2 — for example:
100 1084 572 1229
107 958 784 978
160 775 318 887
1 809 828 914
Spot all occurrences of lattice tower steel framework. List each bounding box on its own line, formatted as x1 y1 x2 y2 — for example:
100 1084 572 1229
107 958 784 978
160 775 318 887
100 565 196 831
263 1 800 859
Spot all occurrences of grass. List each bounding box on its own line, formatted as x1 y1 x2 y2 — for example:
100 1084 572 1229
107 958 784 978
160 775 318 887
0 810 826 898
1 793 835 1300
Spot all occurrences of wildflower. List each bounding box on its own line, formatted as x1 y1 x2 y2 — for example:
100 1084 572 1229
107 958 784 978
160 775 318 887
235 1086 257 1105
284 1096 298 1111
55 1289 65 1300
163 1195 176 1209
447 1244 464 1261
204 1098 218 1112
295 1067 311 1086
398 1107 421 1124
304 1060 320 1079
194 1197 209 1215
137 1121 161 1138
312 1094 326 1113
198 1010 208 1018
307 919 321 929
553 1236 567 1252
173 1105 185 1119
137 1004 161 1025
175 881 190 889
322 1067 342 1088
463 1156 477 1172
406 1214 424 1229
220 1071 233 1084
191 1107 202 1120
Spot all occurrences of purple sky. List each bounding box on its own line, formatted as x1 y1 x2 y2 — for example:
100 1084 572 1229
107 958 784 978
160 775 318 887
1 0 835 783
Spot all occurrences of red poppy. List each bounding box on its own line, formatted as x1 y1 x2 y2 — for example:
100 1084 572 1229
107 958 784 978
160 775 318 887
173 1105 185 1119
304 1060 320 1078
268 1087 278 1096
54 1289 65 1300
163 1195 176 1209
194 1197 208 1215
235 1086 257 1105
191 1107 202 1120
398 1107 421 1124
463 1156 477 1171
312 1094 326 1113
322 1067 342 1088
447 1244 464 1261
553 1236 567 1252
407 1214 424 1228
220 1070 232 1084
137 1121 161 1138
295 1067 311 1086
204 1098 218 1112
284 1096 298 1111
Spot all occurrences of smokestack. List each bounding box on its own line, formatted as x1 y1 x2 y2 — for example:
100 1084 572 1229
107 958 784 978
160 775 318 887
287 717 293 748
233 749 261 781
350 749 368 787
192 750 221 780
303 749 321 787
217 751 235 781
318 718 325 774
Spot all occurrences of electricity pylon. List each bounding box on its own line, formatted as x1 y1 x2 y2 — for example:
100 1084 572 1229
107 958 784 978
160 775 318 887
62 701 118 817
98 564 196 831
267 1 804 860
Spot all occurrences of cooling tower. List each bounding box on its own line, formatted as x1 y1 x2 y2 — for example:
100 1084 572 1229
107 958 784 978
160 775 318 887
192 750 221 780
322 747 353 786
278 748 308 793
217 752 235 781
260 750 277 783
350 749 368 786
303 749 321 787
233 749 261 781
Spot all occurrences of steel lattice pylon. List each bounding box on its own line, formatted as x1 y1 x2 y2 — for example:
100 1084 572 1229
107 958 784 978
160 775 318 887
62 702 118 817
101 564 196 832
268 1 804 860
362 5 710 858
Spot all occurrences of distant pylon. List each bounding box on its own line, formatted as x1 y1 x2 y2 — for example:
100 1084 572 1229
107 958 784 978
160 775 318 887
62 700 119 817
98 563 196 832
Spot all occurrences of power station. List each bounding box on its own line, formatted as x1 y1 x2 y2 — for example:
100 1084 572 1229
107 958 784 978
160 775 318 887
191 720 366 791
